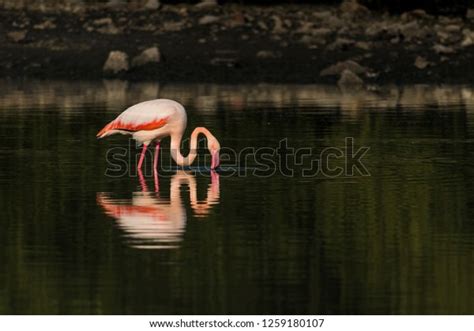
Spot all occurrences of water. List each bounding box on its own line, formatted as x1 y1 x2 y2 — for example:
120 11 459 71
0 80 473 314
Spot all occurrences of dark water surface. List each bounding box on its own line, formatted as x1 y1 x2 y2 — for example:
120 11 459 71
0 80 473 314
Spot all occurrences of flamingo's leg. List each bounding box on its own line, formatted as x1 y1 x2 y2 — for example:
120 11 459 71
153 167 159 192
153 142 160 192
153 142 160 171
137 143 148 170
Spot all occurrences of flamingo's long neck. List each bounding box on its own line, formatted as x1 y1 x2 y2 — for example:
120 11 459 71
170 127 213 167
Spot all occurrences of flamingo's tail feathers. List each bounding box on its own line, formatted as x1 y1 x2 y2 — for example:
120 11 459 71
97 117 168 138
97 121 116 139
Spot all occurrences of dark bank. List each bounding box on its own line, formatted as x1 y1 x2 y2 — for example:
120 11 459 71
1 0 473 84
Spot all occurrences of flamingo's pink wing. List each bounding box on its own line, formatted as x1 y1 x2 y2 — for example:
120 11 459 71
97 100 178 137
97 117 168 137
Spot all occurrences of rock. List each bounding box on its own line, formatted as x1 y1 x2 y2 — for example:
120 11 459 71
7 30 27 42
365 23 398 39
198 15 220 25
65 0 84 8
433 44 455 54
320 60 367 76
296 22 313 34
178 7 188 16
462 28 474 37
93 18 113 26
355 41 371 50
67 5 84 14
461 35 473 47
106 0 126 7
256 50 279 59
467 9 474 19
326 37 355 51
339 0 370 16
439 16 462 25
97 22 121 35
210 57 238 67
337 26 349 35
131 23 156 32
312 11 332 21
461 29 474 48
310 27 332 38
444 24 462 33
399 21 417 35
245 14 255 23
438 29 462 44
272 15 286 34
225 12 246 28
337 69 364 88
414 56 430 69
364 24 383 37
257 21 268 31
437 30 450 43
399 21 429 41
401 9 429 21
131 47 161 67
144 0 160 10
92 17 122 35
195 0 218 9
33 20 56 30
390 37 400 44
103 51 129 74
299 35 314 45
162 21 186 32
326 16 344 29
410 9 428 17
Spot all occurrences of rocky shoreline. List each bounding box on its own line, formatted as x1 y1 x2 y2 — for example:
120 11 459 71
1 2 474 85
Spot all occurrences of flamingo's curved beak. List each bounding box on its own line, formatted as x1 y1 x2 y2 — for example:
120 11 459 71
211 150 220 170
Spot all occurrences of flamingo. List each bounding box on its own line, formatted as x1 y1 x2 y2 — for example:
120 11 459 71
97 99 221 170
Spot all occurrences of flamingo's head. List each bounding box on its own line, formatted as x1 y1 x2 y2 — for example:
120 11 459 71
207 137 221 170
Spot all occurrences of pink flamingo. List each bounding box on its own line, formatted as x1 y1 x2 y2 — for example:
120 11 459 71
97 99 221 170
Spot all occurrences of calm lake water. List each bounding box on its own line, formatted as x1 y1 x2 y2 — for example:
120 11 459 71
0 80 473 314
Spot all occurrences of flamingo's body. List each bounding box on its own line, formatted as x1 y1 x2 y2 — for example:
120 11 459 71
97 99 220 169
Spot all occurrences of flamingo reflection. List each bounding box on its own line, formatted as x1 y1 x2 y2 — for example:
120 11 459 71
97 170 220 249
